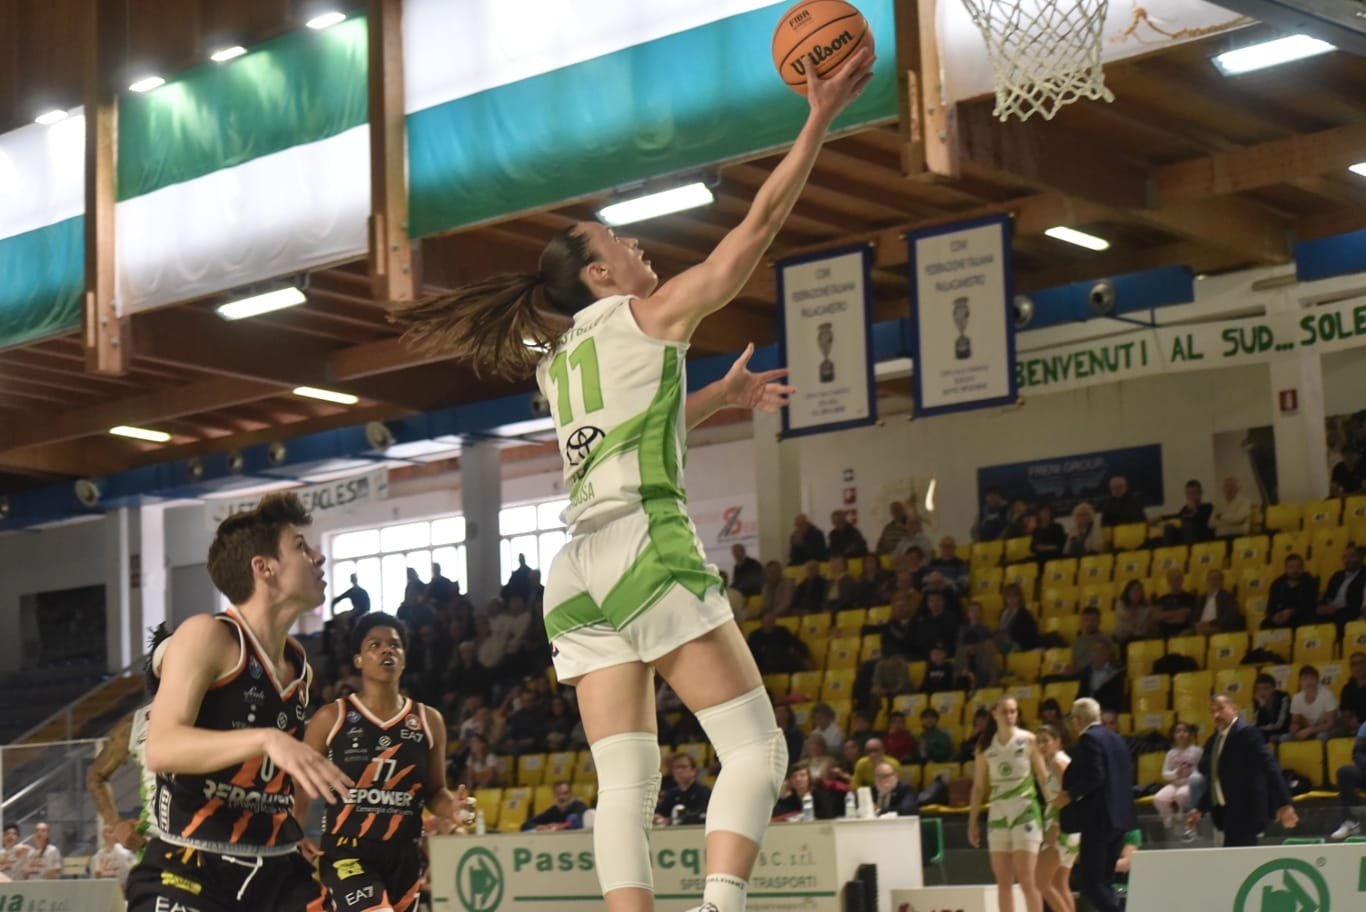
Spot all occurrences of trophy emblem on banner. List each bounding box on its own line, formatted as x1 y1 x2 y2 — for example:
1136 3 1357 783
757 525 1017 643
817 322 835 383
953 297 972 360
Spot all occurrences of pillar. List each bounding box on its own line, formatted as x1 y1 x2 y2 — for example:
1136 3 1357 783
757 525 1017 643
1268 291 1330 503
461 440 504 605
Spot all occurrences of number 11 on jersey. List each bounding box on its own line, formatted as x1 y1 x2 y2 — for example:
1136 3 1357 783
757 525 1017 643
546 338 605 423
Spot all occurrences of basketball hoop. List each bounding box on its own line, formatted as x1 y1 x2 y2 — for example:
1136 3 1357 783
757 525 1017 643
960 0 1116 121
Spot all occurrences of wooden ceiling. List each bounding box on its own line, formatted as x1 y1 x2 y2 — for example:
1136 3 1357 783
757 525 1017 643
1 2 1365 494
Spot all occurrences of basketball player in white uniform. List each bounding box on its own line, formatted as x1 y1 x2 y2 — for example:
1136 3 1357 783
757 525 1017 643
1035 724 1077 912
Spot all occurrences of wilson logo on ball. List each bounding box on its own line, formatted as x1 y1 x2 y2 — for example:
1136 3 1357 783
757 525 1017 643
787 30 857 78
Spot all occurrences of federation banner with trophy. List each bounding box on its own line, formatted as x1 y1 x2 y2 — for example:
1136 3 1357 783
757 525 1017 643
776 244 877 437
907 215 1017 417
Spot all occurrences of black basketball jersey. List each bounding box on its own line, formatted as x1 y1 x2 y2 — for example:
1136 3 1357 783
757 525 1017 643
321 695 431 846
155 608 310 855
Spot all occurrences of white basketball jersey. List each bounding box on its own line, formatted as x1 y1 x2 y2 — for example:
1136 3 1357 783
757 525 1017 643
536 295 690 534
985 731 1035 802
128 704 161 838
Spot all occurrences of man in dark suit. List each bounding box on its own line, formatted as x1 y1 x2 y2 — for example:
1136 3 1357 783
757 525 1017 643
1076 639 1127 713
1187 694 1299 846
1317 545 1365 632
1055 697 1137 912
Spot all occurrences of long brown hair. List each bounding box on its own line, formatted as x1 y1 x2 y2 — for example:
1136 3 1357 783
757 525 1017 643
388 224 597 380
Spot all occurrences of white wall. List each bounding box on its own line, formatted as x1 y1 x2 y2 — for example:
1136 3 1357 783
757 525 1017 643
0 516 108 673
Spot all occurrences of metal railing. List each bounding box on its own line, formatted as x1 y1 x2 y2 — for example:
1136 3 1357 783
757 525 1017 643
12 656 146 745
0 738 117 859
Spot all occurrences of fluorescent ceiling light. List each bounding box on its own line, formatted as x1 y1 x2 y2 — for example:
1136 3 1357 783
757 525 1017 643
1044 226 1111 252
210 45 247 63
293 386 359 405
598 182 714 227
128 75 165 93
34 109 68 125
1211 34 1335 76
216 286 307 320
1349 162 1366 178
306 11 347 30
110 425 172 443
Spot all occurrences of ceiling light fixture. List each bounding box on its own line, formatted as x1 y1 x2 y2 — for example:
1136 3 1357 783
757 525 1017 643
1349 162 1366 179
216 286 307 321
293 386 359 405
597 182 714 227
34 109 68 125
1044 226 1111 251
306 11 347 30
110 425 172 443
1211 34 1335 76
210 45 247 63
128 75 166 93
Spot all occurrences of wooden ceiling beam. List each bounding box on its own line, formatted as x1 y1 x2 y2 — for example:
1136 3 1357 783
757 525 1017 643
1298 207 1366 242
367 0 415 303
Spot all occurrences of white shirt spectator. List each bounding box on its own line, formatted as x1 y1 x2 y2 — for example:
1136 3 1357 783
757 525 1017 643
812 720 844 754
1209 491 1252 538
0 842 31 880
1290 688 1338 726
89 842 135 886
19 843 61 881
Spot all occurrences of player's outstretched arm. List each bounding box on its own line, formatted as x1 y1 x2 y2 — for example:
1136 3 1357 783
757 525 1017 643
685 343 795 430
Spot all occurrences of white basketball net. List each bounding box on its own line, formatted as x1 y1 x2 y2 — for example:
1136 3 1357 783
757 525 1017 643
960 0 1116 121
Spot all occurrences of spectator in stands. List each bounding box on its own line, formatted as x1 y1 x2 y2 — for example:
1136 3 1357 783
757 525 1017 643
1252 672 1291 742
1031 502 1067 561
88 824 135 887
828 510 869 558
774 761 840 819
850 738 902 791
0 824 30 881
1159 480 1215 545
1195 569 1245 634
800 732 840 782
1264 554 1319 629
923 644 968 694
654 753 712 826
994 582 1040 654
876 501 911 556
1331 447 1365 497
774 704 806 762
1005 498 1034 539
543 695 578 753
1208 476 1252 539
747 608 810 675
721 570 750 620
1154 567 1197 638
731 544 764 598
810 703 845 753
851 556 890 609
1071 606 1117 673
1153 721 1203 835
790 560 829 615
1318 545 1365 632
917 708 954 762
928 536 970 593
972 487 1011 542
459 733 501 790
759 559 795 617
956 707 992 761
1039 699 1071 745
522 780 587 831
824 555 856 613
893 516 936 562
920 570 963 616
836 738 863 779
1064 502 1105 556
1288 664 1341 742
847 708 880 746
915 591 961 658
881 592 917 660
956 627 1001 689
19 822 60 881
428 562 455 605
1341 653 1366 730
1328 713 1366 839
789 513 828 565
883 710 917 763
331 572 371 617
869 652 914 706
503 687 548 755
1112 580 1154 644
1077 639 1126 713
873 761 919 816
1099 475 1148 527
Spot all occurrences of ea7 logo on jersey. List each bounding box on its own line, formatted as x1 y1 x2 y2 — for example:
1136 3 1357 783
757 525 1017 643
401 727 425 743
155 898 203 912
346 885 376 905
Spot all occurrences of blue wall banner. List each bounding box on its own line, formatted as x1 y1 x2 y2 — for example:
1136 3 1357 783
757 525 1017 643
976 444 1165 518
776 244 877 438
907 215 1017 418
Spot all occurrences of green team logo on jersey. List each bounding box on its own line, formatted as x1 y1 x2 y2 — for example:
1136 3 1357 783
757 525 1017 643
457 847 504 912
1232 858 1330 912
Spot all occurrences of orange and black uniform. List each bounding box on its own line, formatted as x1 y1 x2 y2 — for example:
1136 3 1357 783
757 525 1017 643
126 608 327 912
318 695 431 912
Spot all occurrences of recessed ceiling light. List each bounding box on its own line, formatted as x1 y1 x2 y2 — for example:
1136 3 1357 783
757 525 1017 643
110 425 172 443
1044 226 1111 252
34 109 68 126
1211 34 1335 76
597 182 714 227
1349 162 1366 179
306 11 347 30
128 75 166 93
210 46 247 63
216 286 307 320
293 386 359 405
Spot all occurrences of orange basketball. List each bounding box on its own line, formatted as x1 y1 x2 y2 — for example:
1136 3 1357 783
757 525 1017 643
771 0 871 95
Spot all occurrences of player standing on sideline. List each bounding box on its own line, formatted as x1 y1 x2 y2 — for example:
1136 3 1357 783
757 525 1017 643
124 493 354 912
390 46 875 912
301 611 472 912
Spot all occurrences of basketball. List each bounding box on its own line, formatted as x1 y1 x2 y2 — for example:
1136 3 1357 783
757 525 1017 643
771 1 872 95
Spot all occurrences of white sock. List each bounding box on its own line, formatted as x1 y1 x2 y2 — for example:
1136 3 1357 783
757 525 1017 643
702 873 747 912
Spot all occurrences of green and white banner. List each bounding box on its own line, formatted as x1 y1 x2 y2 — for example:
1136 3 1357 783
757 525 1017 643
1128 842 1366 911
0 878 123 912
1015 295 1366 395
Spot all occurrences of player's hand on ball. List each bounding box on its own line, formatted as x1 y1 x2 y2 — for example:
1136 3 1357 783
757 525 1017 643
807 45 875 123
265 729 354 803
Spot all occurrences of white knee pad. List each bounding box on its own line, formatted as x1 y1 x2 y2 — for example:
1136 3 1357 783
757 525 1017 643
590 732 662 895
697 686 787 844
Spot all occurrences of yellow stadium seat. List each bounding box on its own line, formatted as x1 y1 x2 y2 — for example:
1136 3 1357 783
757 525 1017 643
828 699 853 729
1172 670 1214 713
1189 540 1228 571
570 782 597 806
1006 650 1042 683
533 784 556 813
1079 582 1117 610
1254 627 1293 657
1214 667 1256 701
818 561 832 578
506 785 534 803
1271 531 1312 568
803 636 829 668
573 751 597 785
1004 536 1034 565
892 692 929 720
1277 740 1324 788
1114 550 1152 582
972 567 1004 597
908 660 928 687
1245 596 1268 625
746 594 763 614
881 554 894 570
1112 524 1149 552
971 540 1005 568
1043 559 1079 587
473 789 503 827
546 752 576 784
783 564 806 581
800 614 831 639
1343 495 1366 524
901 764 924 789
1207 632 1250 670
498 796 531 831
866 604 892 626
859 634 883 663
1115 713 1133 734
968 687 1005 716
835 607 869 632
1318 661 1346 691
1239 567 1272 599
1167 634 1207 668
848 557 864 577
1303 498 1342 530
1041 587 1079 618
1042 647 1072 678
1126 639 1168 678
1152 546 1189 574
1136 752 1167 786
1009 684 1041 723
1344 620 1366 655
930 690 966 724
1079 553 1115 582
1352 518 1366 547
1043 614 1081 644
1311 527 1347 563
517 753 548 787
976 593 1004 626
762 673 791 697
1327 738 1355 778
1293 624 1337 665
1261 663 1293 691
494 755 514 783
790 670 823 700
826 637 861 671
1230 536 1270 571
740 619 761 638
1131 675 1171 713
1043 679 1080 706
1264 503 1304 533
1131 711 1174 736
776 615 800 634
1004 562 1040 596
821 669 857 702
